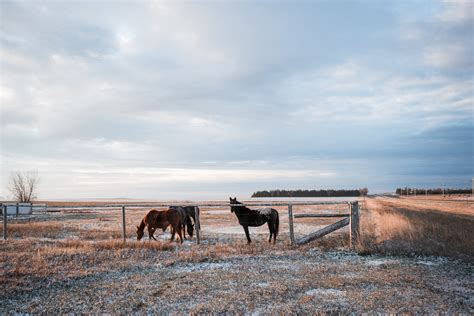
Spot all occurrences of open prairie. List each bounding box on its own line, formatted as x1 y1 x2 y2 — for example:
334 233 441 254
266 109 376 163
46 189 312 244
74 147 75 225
1 197 473 313
3 0 473 313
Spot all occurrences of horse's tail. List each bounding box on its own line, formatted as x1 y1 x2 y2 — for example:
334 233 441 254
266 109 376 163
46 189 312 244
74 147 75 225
275 211 279 237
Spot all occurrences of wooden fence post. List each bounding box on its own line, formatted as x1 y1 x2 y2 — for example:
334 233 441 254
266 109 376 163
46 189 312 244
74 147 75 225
16 203 19 217
350 201 360 250
288 204 295 246
3 204 7 240
194 206 200 244
121 206 126 243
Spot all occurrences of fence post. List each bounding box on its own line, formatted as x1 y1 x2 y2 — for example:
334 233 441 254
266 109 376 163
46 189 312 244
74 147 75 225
350 201 360 250
3 204 7 240
288 204 295 245
121 205 126 243
16 203 19 217
194 206 200 245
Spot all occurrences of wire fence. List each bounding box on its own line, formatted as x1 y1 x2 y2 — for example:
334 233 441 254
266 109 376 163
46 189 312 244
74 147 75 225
1 201 360 247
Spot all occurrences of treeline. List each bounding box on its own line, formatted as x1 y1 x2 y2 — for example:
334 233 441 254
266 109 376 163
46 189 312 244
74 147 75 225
251 188 368 198
396 187 472 195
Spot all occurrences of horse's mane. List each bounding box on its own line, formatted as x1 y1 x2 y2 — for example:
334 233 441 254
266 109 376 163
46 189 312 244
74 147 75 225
231 199 250 212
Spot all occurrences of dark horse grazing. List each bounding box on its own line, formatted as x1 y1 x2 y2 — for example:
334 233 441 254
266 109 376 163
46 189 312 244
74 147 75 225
168 206 197 241
136 208 188 243
229 197 279 244
170 205 197 239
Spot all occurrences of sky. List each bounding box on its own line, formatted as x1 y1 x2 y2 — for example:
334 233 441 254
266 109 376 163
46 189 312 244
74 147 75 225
0 0 473 200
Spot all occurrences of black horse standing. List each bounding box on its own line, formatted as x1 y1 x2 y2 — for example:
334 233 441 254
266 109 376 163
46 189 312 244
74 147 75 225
229 197 279 244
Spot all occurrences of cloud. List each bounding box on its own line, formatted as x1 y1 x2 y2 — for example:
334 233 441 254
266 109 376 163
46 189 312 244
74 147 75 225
436 0 473 24
283 62 472 130
398 0 473 74
0 1 472 198
69 167 336 184
424 44 471 69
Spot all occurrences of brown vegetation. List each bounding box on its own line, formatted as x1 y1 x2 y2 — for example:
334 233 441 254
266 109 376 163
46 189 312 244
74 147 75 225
359 196 474 261
1 197 472 313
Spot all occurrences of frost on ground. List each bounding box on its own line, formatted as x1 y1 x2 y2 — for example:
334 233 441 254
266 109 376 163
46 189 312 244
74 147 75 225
172 261 234 273
1 240 472 314
305 288 346 297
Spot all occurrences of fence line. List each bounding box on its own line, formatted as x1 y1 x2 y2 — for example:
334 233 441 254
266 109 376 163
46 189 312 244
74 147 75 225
1 201 349 209
398 198 474 204
1 201 358 245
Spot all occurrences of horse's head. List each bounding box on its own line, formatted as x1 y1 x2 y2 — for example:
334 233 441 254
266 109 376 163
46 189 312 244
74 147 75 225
229 197 240 213
136 225 144 240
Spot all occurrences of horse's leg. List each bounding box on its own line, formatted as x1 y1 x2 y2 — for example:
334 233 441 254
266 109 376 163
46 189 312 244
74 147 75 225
177 224 184 244
147 226 154 241
150 228 157 241
273 214 279 244
267 221 273 243
170 226 176 242
272 221 277 244
179 228 184 244
243 225 251 244
182 225 187 240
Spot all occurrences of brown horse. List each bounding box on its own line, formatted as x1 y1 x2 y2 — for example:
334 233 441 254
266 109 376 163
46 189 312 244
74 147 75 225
136 209 169 241
136 208 188 243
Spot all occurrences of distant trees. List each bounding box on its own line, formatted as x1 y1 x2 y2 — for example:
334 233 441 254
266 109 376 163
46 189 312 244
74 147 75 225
395 187 471 195
8 171 40 202
251 188 369 198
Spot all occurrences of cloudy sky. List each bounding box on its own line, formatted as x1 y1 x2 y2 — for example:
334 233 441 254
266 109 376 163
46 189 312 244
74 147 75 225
1 0 472 200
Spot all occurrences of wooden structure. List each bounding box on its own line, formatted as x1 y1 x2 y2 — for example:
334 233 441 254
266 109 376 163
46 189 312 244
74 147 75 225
288 201 360 249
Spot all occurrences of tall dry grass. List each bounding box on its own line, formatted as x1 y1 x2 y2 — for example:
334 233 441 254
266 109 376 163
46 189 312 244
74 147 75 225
1 221 67 238
360 198 474 261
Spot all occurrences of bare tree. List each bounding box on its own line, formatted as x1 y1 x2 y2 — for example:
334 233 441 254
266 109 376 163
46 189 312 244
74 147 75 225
359 187 369 196
8 171 40 202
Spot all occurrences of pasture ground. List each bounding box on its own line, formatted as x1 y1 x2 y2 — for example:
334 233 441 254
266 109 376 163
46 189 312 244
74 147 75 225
1 196 473 313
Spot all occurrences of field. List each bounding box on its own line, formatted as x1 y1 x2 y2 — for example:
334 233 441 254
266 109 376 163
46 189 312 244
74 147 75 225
1 196 473 313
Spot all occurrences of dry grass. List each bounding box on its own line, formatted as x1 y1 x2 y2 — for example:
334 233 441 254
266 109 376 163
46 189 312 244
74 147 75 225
359 197 474 261
3 222 69 238
2 235 471 313
54 239 175 251
0 237 179 300
385 195 474 217
2 220 125 240
1 198 473 313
